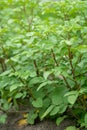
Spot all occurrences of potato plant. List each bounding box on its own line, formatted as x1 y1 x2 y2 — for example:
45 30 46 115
0 0 87 128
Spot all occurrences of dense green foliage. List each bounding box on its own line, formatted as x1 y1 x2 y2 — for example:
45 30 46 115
0 0 87 128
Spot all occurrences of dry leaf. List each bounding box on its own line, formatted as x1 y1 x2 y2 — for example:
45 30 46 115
17 119 28 127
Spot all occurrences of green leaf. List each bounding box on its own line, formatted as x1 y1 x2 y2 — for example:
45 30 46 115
64 91 79 104
68 95 78 105
78 45 87 53
0 70 11 76
3 102 10 111
52 95 62 105
64 91 78 97
41 105 54 119
65 40 73 46
58 104 67 114
37 82 48 91
79 88 87 95
14 93 23 99
51 87 68 105
32 98 43 108
27 111 38 125
56 116 67 126
84 113 87 127
50 106 60 116
37 80 56 91
10 84 18 92
29 77 44 86
65 126 79 130
0 114 7 124
43 71 53 80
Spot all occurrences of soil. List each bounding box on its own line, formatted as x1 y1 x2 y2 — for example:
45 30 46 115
0 104 85 130
0 112 85 130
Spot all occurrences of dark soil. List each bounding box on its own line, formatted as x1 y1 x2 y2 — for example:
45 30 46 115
0 104 85 130
0 112 85 130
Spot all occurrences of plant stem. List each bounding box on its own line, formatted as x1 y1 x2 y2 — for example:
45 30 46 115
68 46 75 79
75 71 87 77
68 46 80 90
33 60 39 76
51 49 58 66
0 57 6 72
11 64 25 84
67 108 79 120
78 97 87 111
51 49 71 89
61 75 71 90
23 4 34 32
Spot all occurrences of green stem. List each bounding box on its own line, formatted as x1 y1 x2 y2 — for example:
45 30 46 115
23 4 34 32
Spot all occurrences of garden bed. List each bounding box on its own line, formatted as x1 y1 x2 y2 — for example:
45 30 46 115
0 114 77 130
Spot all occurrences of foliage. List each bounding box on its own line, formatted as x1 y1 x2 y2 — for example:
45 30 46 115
0 0 87 128
65 126 79 130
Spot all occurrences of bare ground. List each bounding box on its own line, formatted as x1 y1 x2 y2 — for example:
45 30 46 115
0 112 84 130
0 104 85 130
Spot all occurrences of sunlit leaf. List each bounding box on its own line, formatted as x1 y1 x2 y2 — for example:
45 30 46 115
41 105 54 119
56 116 67 126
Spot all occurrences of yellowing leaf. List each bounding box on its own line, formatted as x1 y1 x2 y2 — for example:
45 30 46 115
35 109 39 113
83 95 87 100
8 98 12 103
17 119 28 127
22 113 28 118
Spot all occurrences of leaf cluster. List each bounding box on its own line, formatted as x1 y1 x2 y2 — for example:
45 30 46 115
0 0 87 128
